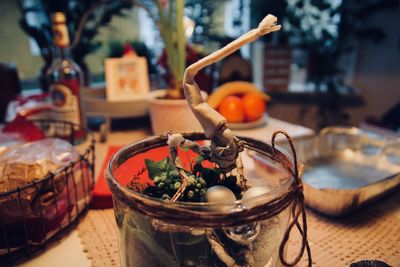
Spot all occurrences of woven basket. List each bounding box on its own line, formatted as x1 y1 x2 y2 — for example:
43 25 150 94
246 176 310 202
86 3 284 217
0 120 95 265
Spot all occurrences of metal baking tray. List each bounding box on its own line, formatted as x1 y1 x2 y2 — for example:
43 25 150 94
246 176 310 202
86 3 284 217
276 127 400 216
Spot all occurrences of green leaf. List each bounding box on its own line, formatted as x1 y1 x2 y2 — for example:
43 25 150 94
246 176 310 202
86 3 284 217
145 158 176 180
145 159 164 179
165 158 178 173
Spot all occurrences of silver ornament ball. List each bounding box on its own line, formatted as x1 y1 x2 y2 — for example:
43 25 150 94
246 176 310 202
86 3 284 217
206 185 236 203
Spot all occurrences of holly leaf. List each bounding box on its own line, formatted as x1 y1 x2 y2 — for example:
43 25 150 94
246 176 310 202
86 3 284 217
145 159 164 179
145 158 176 180
165 158 178 173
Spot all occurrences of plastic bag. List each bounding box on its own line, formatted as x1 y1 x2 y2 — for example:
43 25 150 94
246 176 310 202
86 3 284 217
0 132 24 158
0 138 79 193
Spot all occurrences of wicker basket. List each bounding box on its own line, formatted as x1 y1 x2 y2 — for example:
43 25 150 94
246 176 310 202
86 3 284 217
0 120 95 265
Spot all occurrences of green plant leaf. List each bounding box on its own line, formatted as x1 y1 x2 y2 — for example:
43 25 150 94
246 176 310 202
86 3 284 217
145 159 164 179
145 158 176 180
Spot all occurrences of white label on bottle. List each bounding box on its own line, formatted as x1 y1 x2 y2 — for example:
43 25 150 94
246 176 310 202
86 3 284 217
50 83 80 126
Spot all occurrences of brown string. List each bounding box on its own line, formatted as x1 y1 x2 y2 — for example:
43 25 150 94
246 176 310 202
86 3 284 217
272 130 312 267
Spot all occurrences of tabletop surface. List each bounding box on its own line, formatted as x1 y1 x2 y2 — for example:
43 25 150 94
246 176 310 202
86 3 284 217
17 117 315 266
16 117 400 266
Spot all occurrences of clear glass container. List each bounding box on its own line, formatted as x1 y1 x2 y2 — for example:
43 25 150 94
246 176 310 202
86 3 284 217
106 134 295 267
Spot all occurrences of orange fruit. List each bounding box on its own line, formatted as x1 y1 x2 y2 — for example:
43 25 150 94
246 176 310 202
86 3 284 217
242 92 266 122
217 95 245 123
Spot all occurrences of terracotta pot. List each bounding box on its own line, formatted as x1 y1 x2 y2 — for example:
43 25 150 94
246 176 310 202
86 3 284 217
148 89 207 135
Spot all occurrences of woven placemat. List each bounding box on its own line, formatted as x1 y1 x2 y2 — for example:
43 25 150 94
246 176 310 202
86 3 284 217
78 209 120 267
78 202 400 267
287 209 400 266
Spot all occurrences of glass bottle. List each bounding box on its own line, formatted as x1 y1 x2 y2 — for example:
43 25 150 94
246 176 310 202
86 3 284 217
46 12 85 137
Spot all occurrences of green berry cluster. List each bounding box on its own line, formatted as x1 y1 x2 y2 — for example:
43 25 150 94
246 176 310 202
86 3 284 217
151 169 181 200
142 158 208 201
181 174 207 201
132 156 242 202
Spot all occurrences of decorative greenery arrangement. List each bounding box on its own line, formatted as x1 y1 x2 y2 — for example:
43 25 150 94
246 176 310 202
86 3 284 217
121 132 311 266
124 134 256 266
281 0 398 128
284 0 341 49
18 0 132 88
129 156 242 202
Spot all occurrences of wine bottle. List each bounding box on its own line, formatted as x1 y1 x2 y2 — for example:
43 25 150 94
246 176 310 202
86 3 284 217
46 12 85 138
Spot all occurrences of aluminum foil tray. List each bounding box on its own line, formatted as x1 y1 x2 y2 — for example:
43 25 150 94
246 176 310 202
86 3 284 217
276 127 400 216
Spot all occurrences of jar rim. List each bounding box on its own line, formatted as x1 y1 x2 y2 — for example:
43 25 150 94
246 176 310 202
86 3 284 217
105 133 296 227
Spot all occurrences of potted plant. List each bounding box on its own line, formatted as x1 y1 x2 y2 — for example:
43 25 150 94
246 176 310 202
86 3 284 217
136 0 207 134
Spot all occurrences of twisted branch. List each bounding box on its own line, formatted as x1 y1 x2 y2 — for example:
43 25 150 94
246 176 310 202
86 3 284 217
182 15 281 172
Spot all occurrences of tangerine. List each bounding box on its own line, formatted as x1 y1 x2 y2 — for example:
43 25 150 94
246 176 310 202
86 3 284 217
217 95 245 123
242 92 266 122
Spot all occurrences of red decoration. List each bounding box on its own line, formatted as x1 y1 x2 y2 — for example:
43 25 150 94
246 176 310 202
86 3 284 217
2 115 45 142
122 42 137 57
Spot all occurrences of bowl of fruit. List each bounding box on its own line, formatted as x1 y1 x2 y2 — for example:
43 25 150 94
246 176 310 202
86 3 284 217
207 81 270 129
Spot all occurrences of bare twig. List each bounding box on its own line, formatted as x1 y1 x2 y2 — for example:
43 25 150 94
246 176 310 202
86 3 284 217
171 169 189 202
168 145 189 202
236 155 248 191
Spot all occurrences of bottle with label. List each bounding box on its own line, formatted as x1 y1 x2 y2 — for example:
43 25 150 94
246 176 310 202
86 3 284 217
47 12 85 139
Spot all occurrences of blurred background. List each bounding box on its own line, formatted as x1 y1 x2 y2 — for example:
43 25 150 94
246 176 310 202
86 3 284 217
0 0 399 132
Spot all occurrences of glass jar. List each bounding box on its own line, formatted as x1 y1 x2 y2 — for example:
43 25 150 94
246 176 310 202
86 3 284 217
106 133 297 267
